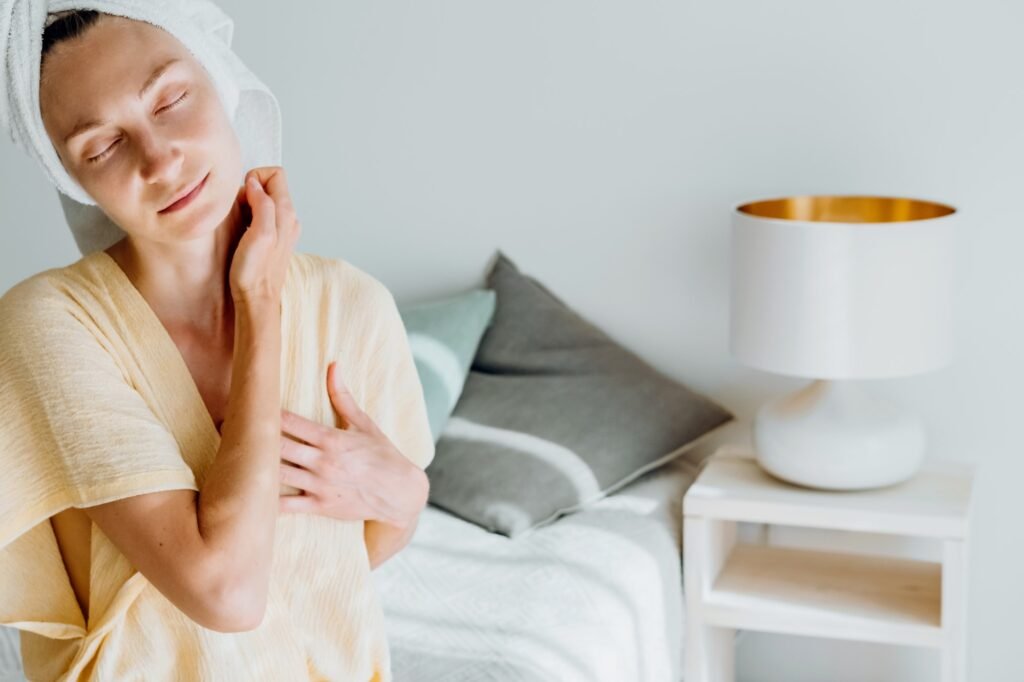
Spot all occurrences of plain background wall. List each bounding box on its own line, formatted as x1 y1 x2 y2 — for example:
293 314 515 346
1 1 1019 680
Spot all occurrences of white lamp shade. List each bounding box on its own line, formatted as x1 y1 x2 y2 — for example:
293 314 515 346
730 196 955 379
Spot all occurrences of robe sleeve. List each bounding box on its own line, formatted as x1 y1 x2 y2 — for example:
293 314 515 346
0 276 197 633
355 280 436 472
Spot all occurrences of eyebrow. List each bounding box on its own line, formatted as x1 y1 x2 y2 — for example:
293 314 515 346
63 57 183 146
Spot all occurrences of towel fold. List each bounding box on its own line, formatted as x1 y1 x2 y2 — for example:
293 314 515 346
0 0 282 254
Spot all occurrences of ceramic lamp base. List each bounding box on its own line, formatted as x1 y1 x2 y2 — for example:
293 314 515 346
753 379 926 490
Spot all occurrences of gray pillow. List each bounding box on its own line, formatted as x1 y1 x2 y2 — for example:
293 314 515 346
398 290 497 443
425 251 734 538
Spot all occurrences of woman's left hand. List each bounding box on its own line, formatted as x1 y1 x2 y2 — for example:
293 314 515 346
278 361 428 527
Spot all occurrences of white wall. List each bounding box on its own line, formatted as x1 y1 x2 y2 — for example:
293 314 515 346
1 1 1019 680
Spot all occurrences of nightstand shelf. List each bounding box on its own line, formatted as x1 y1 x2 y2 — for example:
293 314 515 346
705 544 941 647
683 448 975 682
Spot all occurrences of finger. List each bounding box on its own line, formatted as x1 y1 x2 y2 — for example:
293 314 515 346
279 462 320 494
247 167 295 239
279 494 319 515
244 166 283 191
326 362 350 430
245 175 276 238
280 435 321 471
280 408 334 448
327 361 371 432
260 167 295 218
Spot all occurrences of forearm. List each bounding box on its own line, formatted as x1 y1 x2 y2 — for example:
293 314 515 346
366 515 420 570
196 298 281 611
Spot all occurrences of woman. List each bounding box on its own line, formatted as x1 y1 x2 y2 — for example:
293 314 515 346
0 8 434 681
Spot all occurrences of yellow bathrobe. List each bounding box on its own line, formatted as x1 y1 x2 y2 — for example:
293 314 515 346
0 250 435 681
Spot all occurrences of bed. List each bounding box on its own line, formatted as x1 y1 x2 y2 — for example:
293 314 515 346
374 420 747 682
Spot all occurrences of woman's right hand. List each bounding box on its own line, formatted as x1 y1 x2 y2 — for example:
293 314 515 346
229 166 302 304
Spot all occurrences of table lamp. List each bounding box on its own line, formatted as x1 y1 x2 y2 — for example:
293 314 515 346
729 195 956 490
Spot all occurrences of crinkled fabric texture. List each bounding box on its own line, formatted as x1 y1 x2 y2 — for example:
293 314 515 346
0 250 434 681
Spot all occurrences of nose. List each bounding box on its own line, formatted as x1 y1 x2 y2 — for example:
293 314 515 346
137 128 184 187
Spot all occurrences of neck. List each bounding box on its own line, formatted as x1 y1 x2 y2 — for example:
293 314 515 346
104 199 245 339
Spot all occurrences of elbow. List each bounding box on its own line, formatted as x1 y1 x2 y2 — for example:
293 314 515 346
205 582 268 633
199 565 270 633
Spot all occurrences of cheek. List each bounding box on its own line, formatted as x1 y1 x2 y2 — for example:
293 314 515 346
211 106 241 157
190 93 243 176
207 105 244 180
183 103 223 146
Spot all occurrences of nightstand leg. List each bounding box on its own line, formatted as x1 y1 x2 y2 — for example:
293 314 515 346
941 539 968 682
684 516 737 682
685 624 735 682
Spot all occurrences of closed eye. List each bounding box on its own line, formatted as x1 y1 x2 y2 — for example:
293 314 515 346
160 90 190 114
87 139 121 164
85 90 191 165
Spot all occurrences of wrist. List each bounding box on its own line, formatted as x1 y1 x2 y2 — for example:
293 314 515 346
233 291 279 312
232 296 281 331
405 465 430 518
372 465 427 528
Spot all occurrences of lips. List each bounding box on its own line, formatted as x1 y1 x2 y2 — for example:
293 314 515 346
159 172 209 213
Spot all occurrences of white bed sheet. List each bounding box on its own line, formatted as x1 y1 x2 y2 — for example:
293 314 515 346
374 420 748 682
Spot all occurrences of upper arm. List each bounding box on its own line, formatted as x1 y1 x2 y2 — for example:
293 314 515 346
82 490 259 633
0 285 257 632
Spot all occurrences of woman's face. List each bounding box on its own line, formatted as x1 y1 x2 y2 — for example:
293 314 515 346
39 15 243 244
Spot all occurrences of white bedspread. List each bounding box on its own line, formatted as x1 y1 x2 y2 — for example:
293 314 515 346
374 421 747 682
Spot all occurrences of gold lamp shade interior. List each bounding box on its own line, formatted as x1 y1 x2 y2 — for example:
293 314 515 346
736 195 955 223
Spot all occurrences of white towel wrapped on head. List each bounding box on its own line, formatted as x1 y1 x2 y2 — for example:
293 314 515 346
0 0 282 254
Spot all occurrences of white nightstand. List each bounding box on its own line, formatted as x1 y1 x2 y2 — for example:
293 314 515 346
682 446 975 682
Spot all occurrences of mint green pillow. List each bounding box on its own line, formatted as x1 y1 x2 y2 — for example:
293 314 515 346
398 290 497 442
